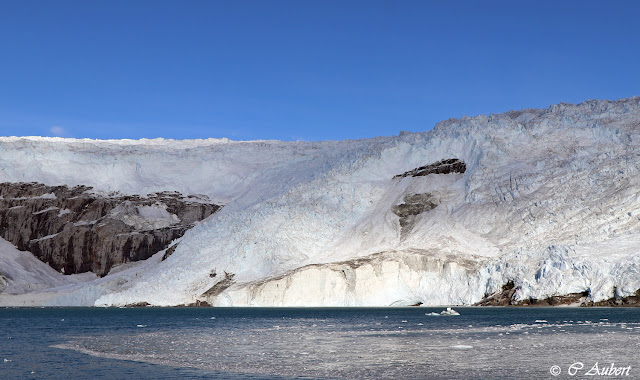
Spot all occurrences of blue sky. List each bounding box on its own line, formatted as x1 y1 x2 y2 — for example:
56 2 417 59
1 1 639 141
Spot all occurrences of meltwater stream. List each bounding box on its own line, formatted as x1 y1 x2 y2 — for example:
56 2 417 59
1 307 640 379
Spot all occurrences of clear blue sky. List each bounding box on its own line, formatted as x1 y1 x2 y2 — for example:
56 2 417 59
1 1 639 141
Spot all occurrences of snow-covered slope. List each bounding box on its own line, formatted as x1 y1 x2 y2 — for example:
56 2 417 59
2 96 640 306
0 237 96 299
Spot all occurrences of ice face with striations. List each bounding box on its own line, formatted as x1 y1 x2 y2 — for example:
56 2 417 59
1 96 640 307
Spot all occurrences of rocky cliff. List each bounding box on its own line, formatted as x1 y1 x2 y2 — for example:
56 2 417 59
0 182 219 276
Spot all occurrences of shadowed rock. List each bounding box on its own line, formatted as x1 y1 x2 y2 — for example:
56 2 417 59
161 243 180 261
394 158 466 179
0 182 220 276
392 193 439 237
475 282 640 307
201 271 235 297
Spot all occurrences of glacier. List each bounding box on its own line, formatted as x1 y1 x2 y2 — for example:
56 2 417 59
1 96 640 307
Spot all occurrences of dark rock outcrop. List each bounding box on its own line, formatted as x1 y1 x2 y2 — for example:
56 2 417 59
161 242 180 261
476 282 640 307
0 272 10 293
183 300 212 307
201 271 235 297
0 182 220 276
393 158 466 179
581 289 640 307
476 281 518 306
476 281 590 306
391 193 439 236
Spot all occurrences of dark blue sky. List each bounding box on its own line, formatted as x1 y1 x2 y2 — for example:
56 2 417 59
1 1 639 141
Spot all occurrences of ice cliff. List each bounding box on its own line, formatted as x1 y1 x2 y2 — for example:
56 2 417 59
1 96 640 306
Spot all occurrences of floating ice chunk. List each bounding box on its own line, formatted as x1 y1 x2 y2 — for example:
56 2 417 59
426 307 460 316
440 307 460 316
450 345 473 350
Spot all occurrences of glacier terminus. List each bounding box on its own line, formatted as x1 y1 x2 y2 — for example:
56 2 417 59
1 96 640 308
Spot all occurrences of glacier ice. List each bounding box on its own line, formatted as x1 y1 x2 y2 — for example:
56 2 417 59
1 96 640 306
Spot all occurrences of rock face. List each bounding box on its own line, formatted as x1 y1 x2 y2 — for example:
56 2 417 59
393 158 466 178
476 282 640 307
0 273 9 293
0 182 220 276
390 159 464 237
201 271 236 298
392 193 439 237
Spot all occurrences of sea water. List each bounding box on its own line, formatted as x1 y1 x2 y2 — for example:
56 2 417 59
1 307 639 379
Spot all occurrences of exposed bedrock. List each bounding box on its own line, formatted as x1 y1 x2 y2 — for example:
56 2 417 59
391 193 439 237
476 282 640 307
0 182 220 276
393 158 466 179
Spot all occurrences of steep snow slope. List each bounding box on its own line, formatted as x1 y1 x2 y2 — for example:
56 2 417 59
0 236 165 307
1 96 640 306
0 237 96 297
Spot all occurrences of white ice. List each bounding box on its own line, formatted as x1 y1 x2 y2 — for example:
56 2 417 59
1 97 640 306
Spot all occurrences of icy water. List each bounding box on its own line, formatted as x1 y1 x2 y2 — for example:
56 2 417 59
1 307 639 379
